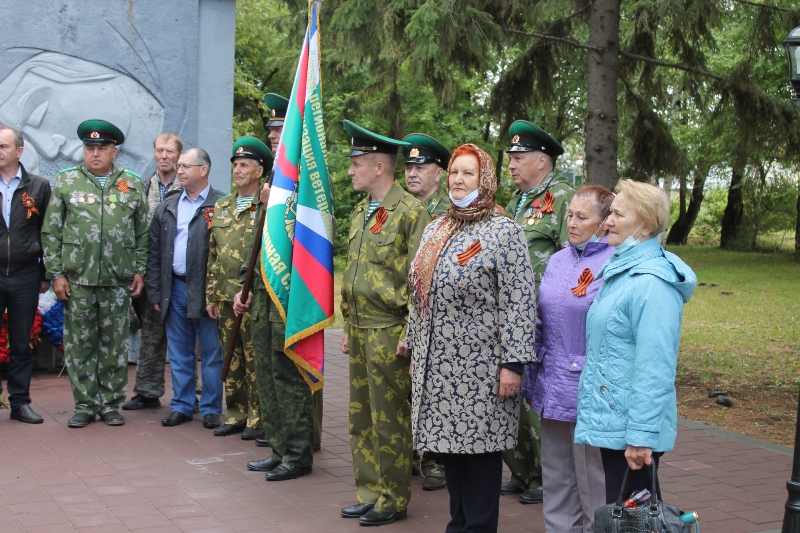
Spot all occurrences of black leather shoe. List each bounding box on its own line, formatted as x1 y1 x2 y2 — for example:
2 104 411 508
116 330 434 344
341 503 373 518
161 411 192 426
122 395 160 410
255 437 270 447
520 487 543 504
67 412 95 428
500 481 524 495
265 463 311 481
100 411 125 426
358 508 407 526
10 404 43 424
202 414 221 429
213 423 244 436
241 427 264 440
246 457 281 472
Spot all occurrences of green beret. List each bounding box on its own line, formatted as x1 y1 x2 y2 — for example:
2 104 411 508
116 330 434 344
401 133 451 169
343 120 409 157
231 136 274 167
77 119 124 145
507 120 564 157
264 93 289 127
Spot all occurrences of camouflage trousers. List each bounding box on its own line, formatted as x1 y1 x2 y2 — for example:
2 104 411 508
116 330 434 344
501 395 543 490
347 324 412 513
63 284 130 415
314 389 323 446
217 302 261 429
252 288 314 467
132 301 168 398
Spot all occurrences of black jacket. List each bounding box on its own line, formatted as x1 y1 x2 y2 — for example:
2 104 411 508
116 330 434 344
0 163 51 280
146 186 224 319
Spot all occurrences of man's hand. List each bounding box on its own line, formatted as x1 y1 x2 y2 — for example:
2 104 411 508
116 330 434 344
340 333 349 354
624 445 653 470
53 277 70 301
129 274 145 298
39 281 50 294
396 340 409 357
206 303 219 319
498 368 521 402
233 291 252 316
260 182 271 205
153 303 161 312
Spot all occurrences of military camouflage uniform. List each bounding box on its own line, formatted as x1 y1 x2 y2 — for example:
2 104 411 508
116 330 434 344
424 187 449 220
207 193 261 429
502 171 573 492
131 173 181 399
342 182 431 513
42 164 149 415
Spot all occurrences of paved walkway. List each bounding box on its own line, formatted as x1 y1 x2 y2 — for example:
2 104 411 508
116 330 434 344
0 331 793 533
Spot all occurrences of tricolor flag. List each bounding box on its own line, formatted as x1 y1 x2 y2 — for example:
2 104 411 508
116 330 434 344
261 0 333 392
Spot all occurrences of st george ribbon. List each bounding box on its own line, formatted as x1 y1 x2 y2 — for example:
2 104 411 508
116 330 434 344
261 0 333 392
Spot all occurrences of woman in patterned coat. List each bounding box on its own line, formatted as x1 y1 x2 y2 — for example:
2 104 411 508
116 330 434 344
407 143 537 533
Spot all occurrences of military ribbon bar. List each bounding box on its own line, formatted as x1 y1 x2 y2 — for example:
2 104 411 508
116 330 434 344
571 268 594 297
203 207 214 229
541 190 555 214
457 239 482 266
21 192 39 219
370 207 388 234
116 180 130 194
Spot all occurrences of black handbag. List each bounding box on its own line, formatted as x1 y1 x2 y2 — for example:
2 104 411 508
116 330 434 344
594 463 698 533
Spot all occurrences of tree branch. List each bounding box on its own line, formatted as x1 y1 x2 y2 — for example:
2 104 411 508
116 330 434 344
504 27 601 52
618 51 724 80
731 0 796 13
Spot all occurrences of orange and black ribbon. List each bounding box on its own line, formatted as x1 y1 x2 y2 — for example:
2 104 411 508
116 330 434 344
457 239 482 266
541 190 555 214
21 192 39 219
370 207 388 234
203 207 214 229
116 180 130 194
571 268 594 297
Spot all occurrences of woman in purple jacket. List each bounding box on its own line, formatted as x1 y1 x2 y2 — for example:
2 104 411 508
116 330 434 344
521 185 614 533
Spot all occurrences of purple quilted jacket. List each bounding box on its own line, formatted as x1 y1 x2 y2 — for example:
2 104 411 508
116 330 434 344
521 237 614 422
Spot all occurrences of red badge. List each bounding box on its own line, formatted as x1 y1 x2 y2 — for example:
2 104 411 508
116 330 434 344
21 192 39 219
541 190 555 214
203 207 214 229
116 180 130 194
370 207 388 234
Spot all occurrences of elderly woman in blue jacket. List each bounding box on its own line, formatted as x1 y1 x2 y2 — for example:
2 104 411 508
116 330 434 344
574 179 697 504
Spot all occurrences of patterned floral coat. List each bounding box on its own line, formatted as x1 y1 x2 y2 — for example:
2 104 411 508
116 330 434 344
407 214 537 454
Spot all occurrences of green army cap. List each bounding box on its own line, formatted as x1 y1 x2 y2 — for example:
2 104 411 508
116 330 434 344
343 120 409 157
231 136 274 167
507 120 564 158
77 119 125 146
264 93 289 127
402 133 451 169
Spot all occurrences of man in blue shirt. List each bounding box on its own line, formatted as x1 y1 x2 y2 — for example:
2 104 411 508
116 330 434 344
146 147 225 428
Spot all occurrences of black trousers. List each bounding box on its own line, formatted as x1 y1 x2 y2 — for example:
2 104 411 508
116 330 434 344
600 447 663 505
439 451 503 533
0 271 40 409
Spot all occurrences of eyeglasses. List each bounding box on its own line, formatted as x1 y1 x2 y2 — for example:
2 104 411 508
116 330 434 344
176 163 203 170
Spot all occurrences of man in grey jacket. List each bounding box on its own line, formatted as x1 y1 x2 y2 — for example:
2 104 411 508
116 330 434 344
146 147 224 429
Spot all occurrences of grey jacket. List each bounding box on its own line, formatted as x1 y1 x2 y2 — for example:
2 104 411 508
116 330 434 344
146 186 224 319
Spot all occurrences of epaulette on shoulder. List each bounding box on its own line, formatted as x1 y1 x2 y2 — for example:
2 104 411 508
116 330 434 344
59 167 77 174
219 193 233 201
123 169 142 179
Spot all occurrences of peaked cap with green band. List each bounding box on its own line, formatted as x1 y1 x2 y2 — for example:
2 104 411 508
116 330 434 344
231 136 274 167
77 119 125 145
507 120 564 158
264 93 289 127
402 133 451 169
343 120 409 157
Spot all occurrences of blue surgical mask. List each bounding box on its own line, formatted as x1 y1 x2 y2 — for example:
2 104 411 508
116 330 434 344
588 235 601 244
614 223 644 256
450 188 480 208
575 242 589 252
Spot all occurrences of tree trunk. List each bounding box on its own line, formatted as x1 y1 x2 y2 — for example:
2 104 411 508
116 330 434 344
751 161 770 251
495 150 504 183
584 0 620 189
720 163 745 249
667 166 708 245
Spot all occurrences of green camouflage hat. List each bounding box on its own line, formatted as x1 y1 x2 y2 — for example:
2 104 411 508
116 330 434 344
77 119 124 145
231 136 274 167
401 133 451 169
507 120 564 157
264 93 289 127
343 120 409 157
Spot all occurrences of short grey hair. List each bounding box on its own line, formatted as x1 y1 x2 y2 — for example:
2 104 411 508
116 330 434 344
0 123 24 148
184 147 211 170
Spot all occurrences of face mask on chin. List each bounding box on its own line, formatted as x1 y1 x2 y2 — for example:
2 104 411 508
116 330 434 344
614 222 645 255
449 188 480 208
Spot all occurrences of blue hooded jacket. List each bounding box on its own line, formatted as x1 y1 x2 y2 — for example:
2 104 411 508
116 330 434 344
574 237 696 452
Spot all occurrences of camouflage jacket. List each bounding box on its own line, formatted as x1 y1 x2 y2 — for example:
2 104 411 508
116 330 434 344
42 163 149 286
341 181 431 333
207 193 259 303
424 187 449 220
505 172 574 284
143 173 181 219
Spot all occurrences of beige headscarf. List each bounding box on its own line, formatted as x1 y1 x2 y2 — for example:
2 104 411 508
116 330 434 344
409 143 505 318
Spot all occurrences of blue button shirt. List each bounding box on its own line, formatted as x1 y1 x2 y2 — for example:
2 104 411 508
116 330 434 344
172 184 210 276
0 165 22 228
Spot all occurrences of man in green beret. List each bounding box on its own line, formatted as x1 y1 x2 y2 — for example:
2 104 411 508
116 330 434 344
264 92 289 155
501 120 574 505
206 137 273 440
339 120 431 526
42 119 150 428
402 133 450 220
